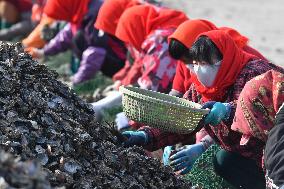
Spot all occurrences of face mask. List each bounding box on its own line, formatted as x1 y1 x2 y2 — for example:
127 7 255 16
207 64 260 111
186 61 221 87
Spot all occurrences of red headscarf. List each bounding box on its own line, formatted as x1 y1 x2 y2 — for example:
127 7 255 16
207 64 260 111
43 0 90 24
231 70 284 143
95 0 141 36
169 19 248 49
115 4 189 51
191 30 257 102
170 19 266 94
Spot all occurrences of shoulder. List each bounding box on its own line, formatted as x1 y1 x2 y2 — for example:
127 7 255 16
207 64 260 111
232 60 273 93
238 59 281 79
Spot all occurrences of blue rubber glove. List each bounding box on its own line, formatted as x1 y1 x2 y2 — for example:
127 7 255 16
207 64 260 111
202 101 231 126
169 143 205 175
163 146 173 166
122 131 148 147
201 101 216 109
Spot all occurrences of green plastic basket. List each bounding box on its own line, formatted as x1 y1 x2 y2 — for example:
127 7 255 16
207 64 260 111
184 145 235 189
119 86 209 134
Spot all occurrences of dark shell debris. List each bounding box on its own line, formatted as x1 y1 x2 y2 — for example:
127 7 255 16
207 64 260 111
0 42 191 188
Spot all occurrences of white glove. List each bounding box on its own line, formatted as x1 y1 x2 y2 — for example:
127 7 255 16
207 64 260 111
91 91 122 122
115 112 130 131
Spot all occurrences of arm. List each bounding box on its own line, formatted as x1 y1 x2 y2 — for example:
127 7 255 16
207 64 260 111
43 23 73 56
22 16 54 49
139 126 196 152
112 60 131 82
120 57 143 86
72 46 106 85
172 61 186 95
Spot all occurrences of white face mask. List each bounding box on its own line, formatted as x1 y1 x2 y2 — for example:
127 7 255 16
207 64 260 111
186 61 221 87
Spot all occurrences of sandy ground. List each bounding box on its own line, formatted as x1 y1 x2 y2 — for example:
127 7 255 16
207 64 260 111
162 0 284 67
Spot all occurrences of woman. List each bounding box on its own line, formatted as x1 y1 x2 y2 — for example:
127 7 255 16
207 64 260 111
122 30 284 188
168 19 267 97
95 0 164 87
228 70 284 188
30 0 126 85
114 4 188 92
164 19 269 165
94 0 141 89
164 19 270 157
92 0 142 126
164 19 269 158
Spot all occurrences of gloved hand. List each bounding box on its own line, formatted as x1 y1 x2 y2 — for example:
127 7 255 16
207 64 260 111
163 146 173 166
202 101 231 126
115 112 130 131
122 131 148 147
169 143 205 175
201 101 216 109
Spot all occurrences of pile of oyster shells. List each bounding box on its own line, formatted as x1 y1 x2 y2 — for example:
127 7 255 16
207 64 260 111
0 42 190 188
0 150 52 188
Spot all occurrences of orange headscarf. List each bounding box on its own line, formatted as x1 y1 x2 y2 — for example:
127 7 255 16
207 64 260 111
43 0 90 24
191 30 257 102
115 5 189 51
94 0 141 36
169 19 248 49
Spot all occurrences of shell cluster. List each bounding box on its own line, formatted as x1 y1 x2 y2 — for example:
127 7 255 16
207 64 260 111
0 42 190 188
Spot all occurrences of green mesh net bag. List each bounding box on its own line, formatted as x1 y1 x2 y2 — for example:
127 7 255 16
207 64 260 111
184 144 235 189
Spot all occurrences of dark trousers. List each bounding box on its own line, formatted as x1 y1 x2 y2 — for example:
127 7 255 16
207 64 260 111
213 149 266 189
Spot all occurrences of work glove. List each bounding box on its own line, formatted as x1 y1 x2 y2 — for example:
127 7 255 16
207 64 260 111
115 112 130 131
170 143 205 175
163 146 173 166
122 131 148 147
202 101 231 126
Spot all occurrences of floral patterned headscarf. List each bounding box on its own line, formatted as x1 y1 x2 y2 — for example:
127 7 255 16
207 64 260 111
231 70 284 144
